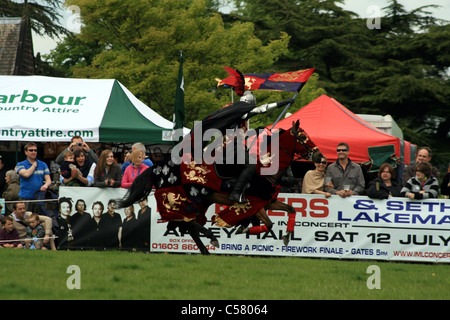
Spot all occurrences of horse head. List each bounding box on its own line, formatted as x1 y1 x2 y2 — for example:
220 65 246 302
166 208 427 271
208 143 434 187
290 120 320 161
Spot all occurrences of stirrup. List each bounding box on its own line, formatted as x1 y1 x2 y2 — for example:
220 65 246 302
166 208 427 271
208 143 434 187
229 192 248 204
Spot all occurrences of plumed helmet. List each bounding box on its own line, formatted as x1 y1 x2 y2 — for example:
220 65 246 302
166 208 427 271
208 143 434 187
240 91 256 105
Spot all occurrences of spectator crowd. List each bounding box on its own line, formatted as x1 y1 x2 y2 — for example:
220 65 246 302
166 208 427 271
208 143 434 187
1 137 449 251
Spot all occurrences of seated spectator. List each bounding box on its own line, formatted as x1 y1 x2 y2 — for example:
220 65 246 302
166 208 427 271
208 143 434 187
302 154 331 198
324 142 365 198
61 149 96 186
25 212 46 249
401 162 439 200
366 163 402 199
121 143 153 174
2 170 20 215
55 135 98 165
94 150 122 188
0 215 23 248
0 154 6 195
440 163 450 198
121 149 149 188
11 202 56 250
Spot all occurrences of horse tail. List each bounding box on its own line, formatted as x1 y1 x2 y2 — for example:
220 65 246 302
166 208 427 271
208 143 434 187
117 168 153 208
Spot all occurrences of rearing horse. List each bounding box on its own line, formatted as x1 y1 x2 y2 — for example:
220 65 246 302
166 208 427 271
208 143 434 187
117 120 320 254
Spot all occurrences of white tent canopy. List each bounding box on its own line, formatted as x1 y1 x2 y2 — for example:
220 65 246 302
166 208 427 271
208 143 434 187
0 75 189 143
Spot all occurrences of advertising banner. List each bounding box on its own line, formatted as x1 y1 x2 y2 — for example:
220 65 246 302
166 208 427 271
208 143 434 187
59 187 450 263
150 193 450 263
58 187 152 251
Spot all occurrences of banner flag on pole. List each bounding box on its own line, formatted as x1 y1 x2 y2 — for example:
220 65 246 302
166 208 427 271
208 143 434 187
216 68 315 93
172 51 185 141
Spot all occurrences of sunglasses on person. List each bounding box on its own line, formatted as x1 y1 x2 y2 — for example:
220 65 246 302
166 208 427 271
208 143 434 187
27 149 38 152
337 149 348 152
316 160 327 164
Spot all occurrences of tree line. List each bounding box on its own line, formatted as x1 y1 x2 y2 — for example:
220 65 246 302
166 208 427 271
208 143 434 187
2 0 449 169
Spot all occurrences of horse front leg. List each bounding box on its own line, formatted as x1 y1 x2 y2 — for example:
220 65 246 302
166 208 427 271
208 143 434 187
236 209 273 235
264 200 296 246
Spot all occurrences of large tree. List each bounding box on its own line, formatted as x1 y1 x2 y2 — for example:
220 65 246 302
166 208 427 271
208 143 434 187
230 0 450 167
0 0 70 38
50 0 300 127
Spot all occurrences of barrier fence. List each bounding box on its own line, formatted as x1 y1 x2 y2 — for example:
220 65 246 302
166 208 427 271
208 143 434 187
4 187 449 263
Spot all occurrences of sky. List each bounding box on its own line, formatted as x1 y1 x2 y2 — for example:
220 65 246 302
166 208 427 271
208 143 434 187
32 0 450 55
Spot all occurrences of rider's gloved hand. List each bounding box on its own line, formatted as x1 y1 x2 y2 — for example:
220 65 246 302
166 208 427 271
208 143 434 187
277 98 295 108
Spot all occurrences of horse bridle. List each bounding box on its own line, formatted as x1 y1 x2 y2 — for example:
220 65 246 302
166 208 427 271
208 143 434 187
291 125 316 160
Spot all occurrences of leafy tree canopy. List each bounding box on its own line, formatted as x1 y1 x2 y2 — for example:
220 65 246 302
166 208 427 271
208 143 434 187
47 0 326 128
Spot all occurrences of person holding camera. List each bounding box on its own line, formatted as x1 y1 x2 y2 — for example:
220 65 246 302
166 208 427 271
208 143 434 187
55 135 99 165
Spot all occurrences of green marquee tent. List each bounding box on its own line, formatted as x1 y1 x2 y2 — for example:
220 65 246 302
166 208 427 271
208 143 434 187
0 75 187 143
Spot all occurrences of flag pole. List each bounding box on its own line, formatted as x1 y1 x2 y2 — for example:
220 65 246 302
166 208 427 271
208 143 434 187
269 82 305 131
172 50 185 143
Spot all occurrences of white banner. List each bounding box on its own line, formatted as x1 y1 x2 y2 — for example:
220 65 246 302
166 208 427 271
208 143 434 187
0 76 114 141
58 187 450 263
151 193 450 263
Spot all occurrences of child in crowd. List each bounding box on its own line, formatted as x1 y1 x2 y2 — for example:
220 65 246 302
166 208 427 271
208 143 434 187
0 216 23 248
59 151 78 186
25 213 46 249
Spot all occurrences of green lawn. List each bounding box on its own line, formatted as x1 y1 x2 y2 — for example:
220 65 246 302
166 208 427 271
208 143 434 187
0 249 448 300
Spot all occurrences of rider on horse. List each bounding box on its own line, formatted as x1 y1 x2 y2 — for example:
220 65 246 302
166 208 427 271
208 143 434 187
194 90 294 204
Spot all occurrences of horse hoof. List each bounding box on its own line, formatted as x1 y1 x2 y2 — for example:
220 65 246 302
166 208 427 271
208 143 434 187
235 226 248 234
210 240 219 248
282 233 291 246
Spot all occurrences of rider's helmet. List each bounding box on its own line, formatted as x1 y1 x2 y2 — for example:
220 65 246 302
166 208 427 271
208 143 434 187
240 91 256 105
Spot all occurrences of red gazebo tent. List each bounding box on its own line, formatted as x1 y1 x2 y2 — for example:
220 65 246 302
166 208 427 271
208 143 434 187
268 95 415 166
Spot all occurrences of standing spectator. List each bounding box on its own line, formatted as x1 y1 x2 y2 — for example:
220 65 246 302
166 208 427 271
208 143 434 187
401 162 439 199
55 135 98 165
441 163 450 198
366 163 402 199
0 216 23 249
121 149 149 188
58 151 77 186
302 154 331 197
121 142 153 174
61 149 96 186
94 150 122 188
0 155 6 195
402 147 440 186
16 143 52 213
324 142 365 198
2 170 20 215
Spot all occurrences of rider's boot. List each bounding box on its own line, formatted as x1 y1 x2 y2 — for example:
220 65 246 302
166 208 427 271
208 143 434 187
228 165 256 204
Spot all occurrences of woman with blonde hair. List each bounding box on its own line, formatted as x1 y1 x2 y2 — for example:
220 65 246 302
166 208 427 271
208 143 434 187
121 150 149 188
94 149 122 188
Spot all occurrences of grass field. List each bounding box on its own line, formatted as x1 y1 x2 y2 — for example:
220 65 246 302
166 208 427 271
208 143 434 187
1 249 448 300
